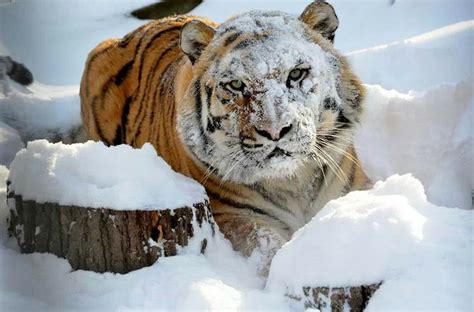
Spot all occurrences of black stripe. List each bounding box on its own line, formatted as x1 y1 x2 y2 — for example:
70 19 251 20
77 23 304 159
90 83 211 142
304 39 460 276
121 96 133 143
133 42 179 141
323 97 338 111
224 31 242 46
86 24 151 127
206 115 227 133
194 78 208 146
131 28 181 141
205 85 213 110
342 161 356 193
135 27 180 93
91 96 109 144
233 38 253 50
206 118 217 133
84 45 115 98
93 73 119 144
233 33 270 51
221 26 237 34
336 111 352 129
112 125 122 145
309 165 327 196
149 53 181 141
114 60 134 86
320 130 338 142
206 189 272 218
204 85 227 131
253 184 292 214
118 23 148 48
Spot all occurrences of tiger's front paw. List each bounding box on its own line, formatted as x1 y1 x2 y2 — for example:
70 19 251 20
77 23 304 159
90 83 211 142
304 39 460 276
217 217 289 277
249 227 287 277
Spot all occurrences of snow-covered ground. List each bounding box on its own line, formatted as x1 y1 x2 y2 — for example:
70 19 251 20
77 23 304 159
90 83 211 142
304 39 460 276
0 0 472 311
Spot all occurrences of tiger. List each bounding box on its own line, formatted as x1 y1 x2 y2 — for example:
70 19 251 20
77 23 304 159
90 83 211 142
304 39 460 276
80 0 368 275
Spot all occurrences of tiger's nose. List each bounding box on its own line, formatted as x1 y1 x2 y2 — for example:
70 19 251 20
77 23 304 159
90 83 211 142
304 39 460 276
255 124 293 141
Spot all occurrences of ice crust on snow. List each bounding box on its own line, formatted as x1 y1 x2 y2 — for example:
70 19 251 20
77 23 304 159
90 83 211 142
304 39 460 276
8 140 207 210
267 174 473 311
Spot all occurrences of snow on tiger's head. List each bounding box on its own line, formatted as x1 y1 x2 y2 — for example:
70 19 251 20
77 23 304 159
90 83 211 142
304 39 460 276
178 1 364 184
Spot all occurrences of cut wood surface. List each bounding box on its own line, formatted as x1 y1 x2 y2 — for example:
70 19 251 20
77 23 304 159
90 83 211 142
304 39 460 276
7 184 215 274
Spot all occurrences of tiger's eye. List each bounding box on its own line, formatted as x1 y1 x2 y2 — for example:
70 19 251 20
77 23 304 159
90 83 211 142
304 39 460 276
226 79 246 92
289 68 302 80
230 80 243 90
286 67 309 88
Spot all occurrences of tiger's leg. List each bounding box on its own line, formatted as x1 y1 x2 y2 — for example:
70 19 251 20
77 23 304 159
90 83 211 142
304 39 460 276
217 216 289 277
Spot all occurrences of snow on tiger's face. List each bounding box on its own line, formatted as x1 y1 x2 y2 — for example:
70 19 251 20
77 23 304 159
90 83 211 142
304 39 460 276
179 10 357 184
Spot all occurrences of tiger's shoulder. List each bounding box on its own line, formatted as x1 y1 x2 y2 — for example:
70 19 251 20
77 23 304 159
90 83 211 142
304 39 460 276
80 15 215 100
80 15 217 147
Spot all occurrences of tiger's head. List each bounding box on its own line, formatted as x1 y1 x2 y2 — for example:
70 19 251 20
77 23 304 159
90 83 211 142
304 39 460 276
178 1 364 185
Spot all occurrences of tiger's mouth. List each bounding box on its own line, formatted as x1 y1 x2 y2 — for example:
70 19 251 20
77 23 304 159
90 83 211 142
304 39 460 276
266 147 292 159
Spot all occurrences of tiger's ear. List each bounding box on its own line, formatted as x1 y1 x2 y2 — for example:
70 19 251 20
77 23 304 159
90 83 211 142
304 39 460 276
299 0 339 43
180 20 216 64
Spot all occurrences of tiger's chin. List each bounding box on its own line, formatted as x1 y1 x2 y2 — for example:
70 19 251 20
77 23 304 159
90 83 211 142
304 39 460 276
220 152 308 185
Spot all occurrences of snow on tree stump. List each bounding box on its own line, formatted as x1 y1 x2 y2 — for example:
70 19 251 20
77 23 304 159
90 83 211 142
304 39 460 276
6 140 214 274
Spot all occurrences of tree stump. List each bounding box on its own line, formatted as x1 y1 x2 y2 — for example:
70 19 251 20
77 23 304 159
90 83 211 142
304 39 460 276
299 282 382 312
7 184 215 274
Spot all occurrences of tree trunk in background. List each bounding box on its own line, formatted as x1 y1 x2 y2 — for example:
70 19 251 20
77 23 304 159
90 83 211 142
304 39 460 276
7 186 214 274
131 0 203 20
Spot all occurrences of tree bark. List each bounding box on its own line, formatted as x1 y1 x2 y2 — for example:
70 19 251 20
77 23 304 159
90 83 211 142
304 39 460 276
298 282 382 312
7 185 215 274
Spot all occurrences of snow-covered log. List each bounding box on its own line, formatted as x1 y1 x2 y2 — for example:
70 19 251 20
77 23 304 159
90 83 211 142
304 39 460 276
6 140 214 273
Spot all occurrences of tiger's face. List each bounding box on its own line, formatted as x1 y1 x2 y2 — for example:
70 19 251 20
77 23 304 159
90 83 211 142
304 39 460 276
178 5 363 184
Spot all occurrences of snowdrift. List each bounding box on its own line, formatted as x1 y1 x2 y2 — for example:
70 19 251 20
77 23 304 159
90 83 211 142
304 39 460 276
0 83 80 143
355 80 473 210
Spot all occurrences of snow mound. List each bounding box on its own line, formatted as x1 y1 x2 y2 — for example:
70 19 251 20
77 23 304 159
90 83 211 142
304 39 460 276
355 80 473 209
348 20 474 92
0 83 81 143
8 140 207 210
267 174 473 311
